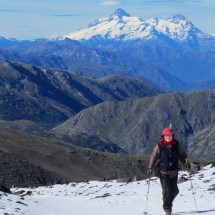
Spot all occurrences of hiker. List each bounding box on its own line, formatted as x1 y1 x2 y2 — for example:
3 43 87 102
148 127 190 215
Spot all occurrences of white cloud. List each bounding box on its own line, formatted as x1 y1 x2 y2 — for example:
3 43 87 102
98 1 121 6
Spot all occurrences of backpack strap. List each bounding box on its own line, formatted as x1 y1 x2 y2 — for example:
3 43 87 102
157 139 163 157
153 140 163 176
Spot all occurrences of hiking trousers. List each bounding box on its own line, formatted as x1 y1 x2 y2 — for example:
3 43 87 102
159 173 179 210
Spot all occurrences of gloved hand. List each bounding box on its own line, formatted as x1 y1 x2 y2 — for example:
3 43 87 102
184 162 191 170
148 168 153 176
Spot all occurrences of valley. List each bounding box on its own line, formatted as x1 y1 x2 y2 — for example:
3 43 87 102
0 9 214 206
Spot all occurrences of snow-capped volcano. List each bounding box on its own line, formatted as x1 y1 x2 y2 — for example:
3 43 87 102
62 8 209 43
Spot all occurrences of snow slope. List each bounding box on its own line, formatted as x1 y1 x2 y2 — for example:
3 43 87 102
1 165 215 215
61 8 212 43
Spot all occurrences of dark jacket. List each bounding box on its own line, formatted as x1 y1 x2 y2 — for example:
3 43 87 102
148 138 187 175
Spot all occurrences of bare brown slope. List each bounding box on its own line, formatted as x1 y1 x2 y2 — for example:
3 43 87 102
0 61 160 127
0 127 148 187
53 91 215 160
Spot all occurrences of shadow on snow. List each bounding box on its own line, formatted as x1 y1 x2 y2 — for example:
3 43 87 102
174 209 215 214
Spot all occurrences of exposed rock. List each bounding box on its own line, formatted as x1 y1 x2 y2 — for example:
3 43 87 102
178 176 189 184
0 185 12 194
208 184 215 191
95 193 111 198
116 178 132 183
13 190 25 195
16 201 28 206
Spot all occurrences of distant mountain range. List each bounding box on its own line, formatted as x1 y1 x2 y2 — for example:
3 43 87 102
0 9 214 91
62 9 214 50
0 38 186 91
1 60 214 160
0 61 160 127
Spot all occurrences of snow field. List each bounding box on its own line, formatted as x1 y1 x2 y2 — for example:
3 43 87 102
0 165 214 215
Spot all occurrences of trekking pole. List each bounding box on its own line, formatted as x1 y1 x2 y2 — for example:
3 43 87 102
188 170 198 212
143 176 151 215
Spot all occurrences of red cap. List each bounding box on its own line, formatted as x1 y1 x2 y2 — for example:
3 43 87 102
161 128 174 137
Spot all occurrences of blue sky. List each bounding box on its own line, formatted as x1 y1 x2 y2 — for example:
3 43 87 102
0 0 214 40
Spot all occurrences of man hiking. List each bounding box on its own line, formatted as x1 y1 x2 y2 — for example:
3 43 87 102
148 127 190 215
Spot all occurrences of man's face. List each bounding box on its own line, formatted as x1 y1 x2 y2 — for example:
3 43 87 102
164 134 173 142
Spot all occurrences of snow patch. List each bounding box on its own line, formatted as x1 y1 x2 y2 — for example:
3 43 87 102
0 165 214 215
57 9 214 43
